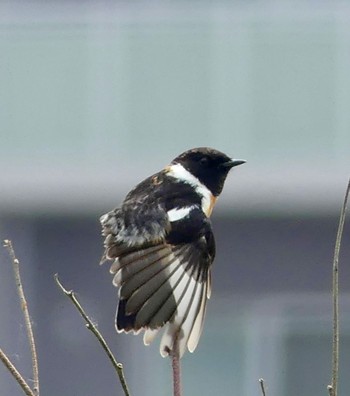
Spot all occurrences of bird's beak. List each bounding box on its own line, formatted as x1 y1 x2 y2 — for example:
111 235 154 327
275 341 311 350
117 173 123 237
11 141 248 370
222 159 246 169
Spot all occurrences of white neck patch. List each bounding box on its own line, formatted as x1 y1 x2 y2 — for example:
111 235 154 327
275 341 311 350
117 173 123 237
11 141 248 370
166 163 213 216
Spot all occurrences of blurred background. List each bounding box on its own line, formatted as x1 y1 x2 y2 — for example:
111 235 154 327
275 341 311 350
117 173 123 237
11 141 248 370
1 1 350 395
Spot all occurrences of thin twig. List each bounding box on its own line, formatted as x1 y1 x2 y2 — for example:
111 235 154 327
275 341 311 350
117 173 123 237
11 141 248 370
54 274 131 396
0 348 35 396
328 179 350 396
259 378 267 396
171 337 182 396
3 239 40 396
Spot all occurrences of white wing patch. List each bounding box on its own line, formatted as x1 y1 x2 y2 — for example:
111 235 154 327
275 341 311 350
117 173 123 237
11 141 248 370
167 206 196 222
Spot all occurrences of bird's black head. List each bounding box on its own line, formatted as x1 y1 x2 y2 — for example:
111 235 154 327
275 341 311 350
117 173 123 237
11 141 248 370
172 147 246 196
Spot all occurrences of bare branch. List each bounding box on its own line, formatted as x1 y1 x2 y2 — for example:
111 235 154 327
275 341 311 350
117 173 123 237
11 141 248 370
259 378 267 396
3 239 39 396
171 337 182 396
328 179 350 396
0 348 35 396
54 274 131 396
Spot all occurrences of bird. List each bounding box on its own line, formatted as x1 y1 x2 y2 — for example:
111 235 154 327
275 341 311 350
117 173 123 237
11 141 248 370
100 147 245 358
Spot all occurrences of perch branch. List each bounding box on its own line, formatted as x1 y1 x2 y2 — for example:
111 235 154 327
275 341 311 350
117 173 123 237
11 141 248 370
3 239 39 396
54 274 131 396
328 179 350 396
171 337 182 396
259 378 267 396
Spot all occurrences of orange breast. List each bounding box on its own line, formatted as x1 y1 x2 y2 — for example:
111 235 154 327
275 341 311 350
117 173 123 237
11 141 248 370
205 195 217 217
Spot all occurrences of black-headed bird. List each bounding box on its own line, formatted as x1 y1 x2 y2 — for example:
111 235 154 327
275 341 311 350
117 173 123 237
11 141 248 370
100 147 245 358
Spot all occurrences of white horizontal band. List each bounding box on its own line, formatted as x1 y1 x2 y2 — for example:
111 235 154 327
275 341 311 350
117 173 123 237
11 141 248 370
167 206 195 222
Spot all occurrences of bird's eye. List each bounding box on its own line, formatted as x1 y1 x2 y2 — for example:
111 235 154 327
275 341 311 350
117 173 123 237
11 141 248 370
200 157 209 165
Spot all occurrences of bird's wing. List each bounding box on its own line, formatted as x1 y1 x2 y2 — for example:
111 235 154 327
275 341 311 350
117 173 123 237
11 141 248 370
100 203 170 259
100 172 204 259
108 207 215 358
